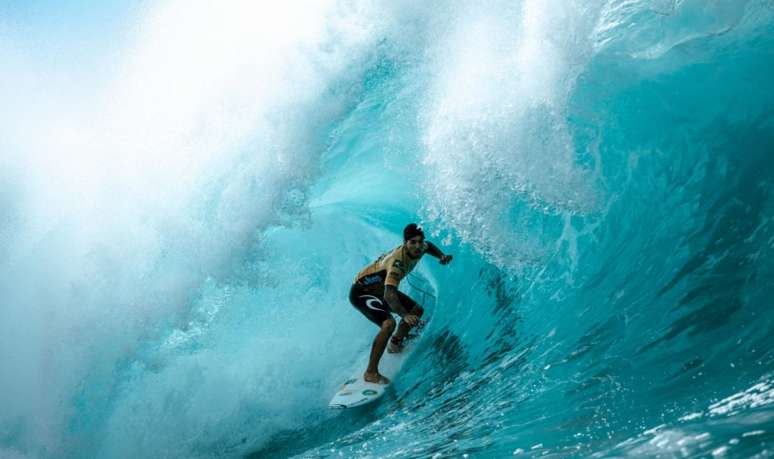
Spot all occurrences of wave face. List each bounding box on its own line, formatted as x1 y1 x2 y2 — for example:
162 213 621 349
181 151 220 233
1 1 773 458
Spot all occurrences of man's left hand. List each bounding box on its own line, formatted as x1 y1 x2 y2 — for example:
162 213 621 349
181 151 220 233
440 254 453 265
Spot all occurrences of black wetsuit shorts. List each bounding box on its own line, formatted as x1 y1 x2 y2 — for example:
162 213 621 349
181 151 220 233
349 285 419 327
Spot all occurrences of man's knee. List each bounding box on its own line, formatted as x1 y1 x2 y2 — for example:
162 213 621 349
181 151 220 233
381 318 396 333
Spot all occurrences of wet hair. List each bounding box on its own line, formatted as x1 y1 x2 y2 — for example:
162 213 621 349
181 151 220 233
403 223 425 241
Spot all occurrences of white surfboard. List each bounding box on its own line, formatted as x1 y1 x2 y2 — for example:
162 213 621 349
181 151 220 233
329 321 427 409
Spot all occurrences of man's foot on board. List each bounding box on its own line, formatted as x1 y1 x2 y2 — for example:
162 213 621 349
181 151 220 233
363 371 390 384
387 335 405 354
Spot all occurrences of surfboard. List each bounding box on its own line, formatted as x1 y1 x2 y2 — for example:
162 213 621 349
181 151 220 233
329 321 426 409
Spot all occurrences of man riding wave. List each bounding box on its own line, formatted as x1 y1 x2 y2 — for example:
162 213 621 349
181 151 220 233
349 223 453 384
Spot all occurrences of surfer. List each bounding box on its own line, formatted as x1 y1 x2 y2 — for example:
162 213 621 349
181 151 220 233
349 223 453 384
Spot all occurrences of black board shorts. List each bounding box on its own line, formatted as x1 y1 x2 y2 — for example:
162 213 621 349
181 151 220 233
349 284 419 327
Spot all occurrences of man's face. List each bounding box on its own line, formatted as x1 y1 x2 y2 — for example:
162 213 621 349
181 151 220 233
405 235 425 258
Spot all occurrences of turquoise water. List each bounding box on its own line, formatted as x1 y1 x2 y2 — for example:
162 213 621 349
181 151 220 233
1 1 773 458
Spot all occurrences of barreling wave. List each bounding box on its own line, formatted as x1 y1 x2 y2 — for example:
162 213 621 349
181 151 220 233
0 1 772 458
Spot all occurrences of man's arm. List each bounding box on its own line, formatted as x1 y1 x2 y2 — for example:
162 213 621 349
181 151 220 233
426 241 453 264
384 285 410 317
385 284 419 326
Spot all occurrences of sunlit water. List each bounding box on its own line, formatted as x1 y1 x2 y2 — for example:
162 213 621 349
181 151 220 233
1 1 773 458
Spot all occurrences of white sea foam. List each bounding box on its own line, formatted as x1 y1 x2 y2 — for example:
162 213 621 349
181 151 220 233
421 0 601 270
0 1 389 456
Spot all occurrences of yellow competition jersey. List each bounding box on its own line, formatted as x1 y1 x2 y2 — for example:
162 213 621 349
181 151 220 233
353 243 427 295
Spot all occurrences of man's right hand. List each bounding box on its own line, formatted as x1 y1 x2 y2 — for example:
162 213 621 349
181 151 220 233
403 314 419 326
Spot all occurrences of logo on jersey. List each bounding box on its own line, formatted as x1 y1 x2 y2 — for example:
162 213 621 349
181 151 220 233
362 274 382 285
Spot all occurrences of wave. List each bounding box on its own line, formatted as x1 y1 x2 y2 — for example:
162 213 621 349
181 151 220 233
1 1 773 458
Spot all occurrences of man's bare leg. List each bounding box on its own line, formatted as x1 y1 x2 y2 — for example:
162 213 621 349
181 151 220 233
364 318 395 384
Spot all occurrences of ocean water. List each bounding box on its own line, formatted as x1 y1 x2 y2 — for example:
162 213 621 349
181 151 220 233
1 1 773 458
